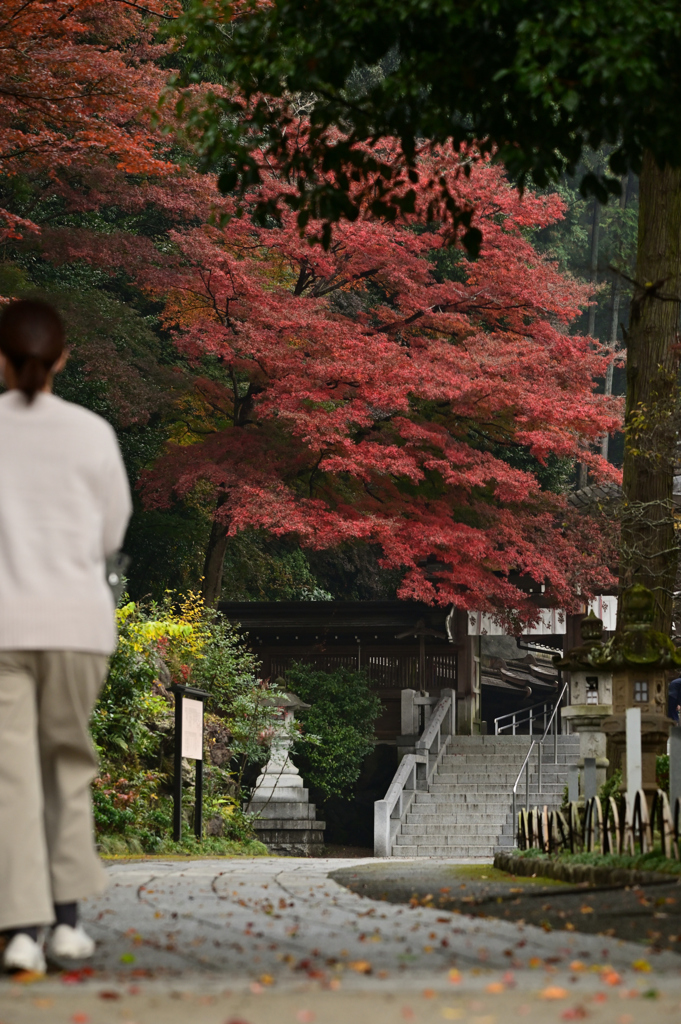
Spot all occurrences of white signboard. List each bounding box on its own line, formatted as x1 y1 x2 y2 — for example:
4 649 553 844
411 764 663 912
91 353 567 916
181 697 204 760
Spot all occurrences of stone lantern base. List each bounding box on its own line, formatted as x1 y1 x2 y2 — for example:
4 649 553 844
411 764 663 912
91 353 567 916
249 793 325 856
560 705 612 790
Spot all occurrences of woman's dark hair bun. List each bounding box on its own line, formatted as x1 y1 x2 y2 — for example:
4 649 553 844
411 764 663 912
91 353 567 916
0 299 65 403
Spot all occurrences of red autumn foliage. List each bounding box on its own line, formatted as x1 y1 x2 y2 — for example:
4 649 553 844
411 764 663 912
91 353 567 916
6 4 621 616
0 0 179 241
130 147 619 615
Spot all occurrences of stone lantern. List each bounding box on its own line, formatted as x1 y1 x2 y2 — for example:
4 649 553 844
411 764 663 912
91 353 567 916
248 686 325 856
555 611 613 790
556 585 681 800
596 585 681 799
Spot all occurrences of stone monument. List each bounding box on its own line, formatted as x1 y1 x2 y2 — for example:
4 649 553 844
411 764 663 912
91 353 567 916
556 611 613 791
557 585 681 802
248 689 325 856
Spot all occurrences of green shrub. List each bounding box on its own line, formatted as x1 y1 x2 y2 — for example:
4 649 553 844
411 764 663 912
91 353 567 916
91 592 280 854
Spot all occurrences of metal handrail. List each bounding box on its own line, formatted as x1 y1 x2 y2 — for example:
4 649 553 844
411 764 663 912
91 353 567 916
374 689 455 857
494 694 557 736
511 680 568 834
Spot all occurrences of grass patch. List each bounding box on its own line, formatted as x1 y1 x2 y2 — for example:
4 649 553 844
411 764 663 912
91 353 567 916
510 848 681 875
98 835 269 858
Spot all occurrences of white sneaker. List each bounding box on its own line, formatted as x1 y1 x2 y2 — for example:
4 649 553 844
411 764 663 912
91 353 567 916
2 933 46 974
48 924 95 959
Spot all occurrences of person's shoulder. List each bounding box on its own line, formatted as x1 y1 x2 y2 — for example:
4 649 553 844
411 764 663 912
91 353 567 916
43 396 119 445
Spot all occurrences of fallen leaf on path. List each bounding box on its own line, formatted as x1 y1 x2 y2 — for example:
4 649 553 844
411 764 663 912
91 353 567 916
401 1008 415 1020
71 1016 90 1024
348 960 372 974
580 906 594 915
423 989 435 999
632 959 651 972
569 962 585 972
11 971 43 984
602 971 621 986
528 958 542 968
540 987 568 1000
448 969 461 983
591 993 607 1003
120 953 135 963
486 983 505 994
99 991 120 1000
296 1011 315 1022
32 999 53 1008
561 1007 588 1020
259 975 274 986
441 1010 463 1020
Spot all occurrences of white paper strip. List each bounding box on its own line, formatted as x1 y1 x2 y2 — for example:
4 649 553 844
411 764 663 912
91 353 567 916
467 608 566 636
181 697 204 760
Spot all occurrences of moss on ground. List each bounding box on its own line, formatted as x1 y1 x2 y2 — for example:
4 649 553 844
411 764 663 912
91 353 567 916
448 863 568 885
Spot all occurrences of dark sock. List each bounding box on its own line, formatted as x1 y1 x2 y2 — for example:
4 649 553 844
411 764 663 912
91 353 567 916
3 926 39 942
54 902 78 929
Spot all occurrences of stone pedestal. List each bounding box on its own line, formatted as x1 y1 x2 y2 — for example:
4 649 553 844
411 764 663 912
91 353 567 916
248 696 325 856
561 704 612 790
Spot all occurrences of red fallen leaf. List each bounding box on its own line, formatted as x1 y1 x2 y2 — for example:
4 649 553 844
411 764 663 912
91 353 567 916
561 1008 588 1020
99 991 120 1000
71 1015 90 1024
62 968 95 985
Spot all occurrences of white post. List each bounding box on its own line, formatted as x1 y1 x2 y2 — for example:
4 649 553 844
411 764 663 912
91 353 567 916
670 726 681 815
374 800 391 858
401 688 418 736
626 707 642 800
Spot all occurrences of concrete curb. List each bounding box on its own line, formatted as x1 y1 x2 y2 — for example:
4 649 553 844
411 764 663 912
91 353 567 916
494 851 681 887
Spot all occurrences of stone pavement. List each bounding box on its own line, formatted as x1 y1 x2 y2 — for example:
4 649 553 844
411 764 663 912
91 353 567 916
1 857 681 1024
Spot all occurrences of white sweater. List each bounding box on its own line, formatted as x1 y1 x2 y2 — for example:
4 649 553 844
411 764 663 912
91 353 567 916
0 391 132 653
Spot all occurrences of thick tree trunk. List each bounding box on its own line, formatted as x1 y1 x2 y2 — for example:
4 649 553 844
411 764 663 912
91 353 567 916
620 150 681 632
202 498 229 605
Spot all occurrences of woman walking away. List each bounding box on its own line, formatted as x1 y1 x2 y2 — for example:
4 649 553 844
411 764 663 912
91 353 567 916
0 300 132 974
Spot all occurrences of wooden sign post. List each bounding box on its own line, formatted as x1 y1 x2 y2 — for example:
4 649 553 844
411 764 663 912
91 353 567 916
170 683 210 842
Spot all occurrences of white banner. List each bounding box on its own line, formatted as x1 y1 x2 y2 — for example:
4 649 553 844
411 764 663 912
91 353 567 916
181 697 204 760
467 608 566 636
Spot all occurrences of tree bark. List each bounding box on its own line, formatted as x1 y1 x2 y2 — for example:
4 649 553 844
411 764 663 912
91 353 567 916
587 199 601 338
620 150 681 632
202 497 229 605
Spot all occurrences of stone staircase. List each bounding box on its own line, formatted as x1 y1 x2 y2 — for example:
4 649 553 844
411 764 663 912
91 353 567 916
392 734 580 858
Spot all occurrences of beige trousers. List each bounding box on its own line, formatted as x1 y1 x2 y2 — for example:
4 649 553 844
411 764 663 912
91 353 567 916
0 650 109 931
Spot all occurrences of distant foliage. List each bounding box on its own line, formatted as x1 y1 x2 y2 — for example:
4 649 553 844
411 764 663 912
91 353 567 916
286 663 382 801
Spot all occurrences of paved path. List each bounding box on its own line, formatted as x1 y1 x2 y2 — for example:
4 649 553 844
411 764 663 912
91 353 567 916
1 857 681 1024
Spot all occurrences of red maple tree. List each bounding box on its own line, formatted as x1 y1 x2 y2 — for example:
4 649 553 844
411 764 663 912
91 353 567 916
127 146 621 614
0 0 178 243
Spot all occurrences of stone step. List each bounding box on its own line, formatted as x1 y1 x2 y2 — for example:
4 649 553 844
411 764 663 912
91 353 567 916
400 824 504 835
